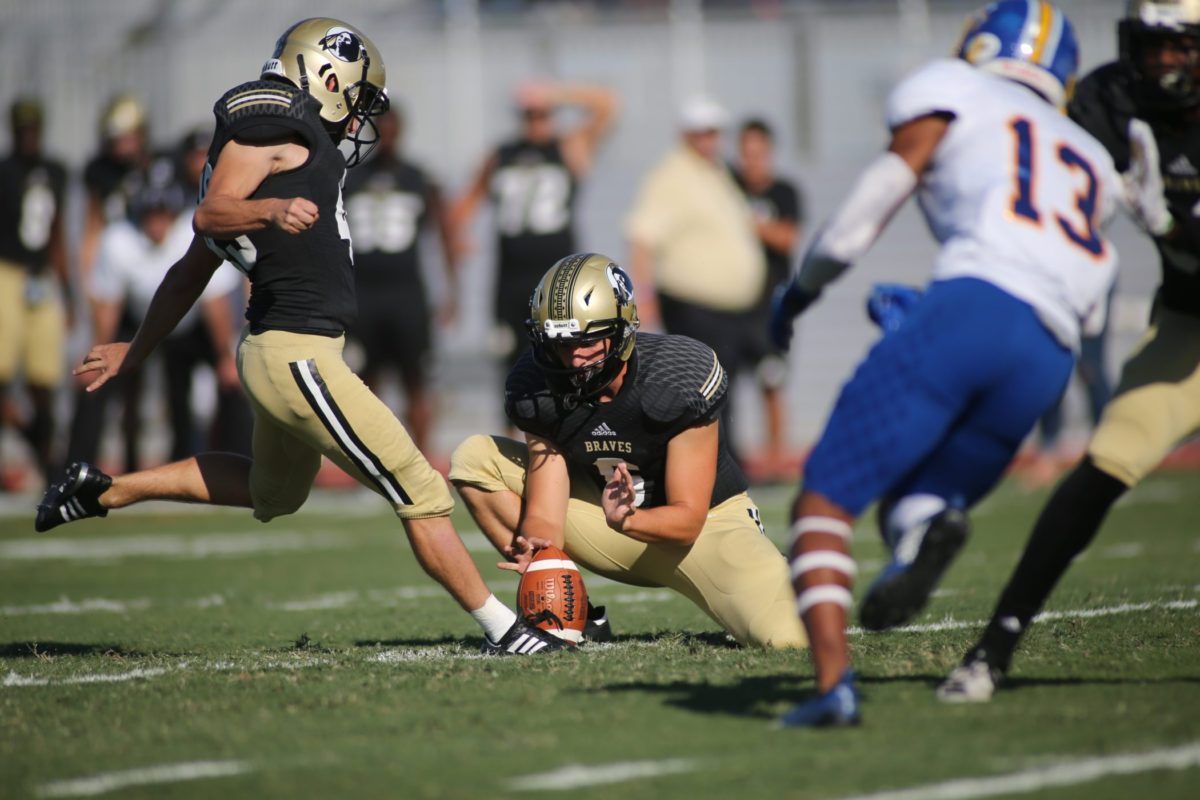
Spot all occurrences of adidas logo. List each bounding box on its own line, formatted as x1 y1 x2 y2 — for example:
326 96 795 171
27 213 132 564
1167 154 1198 176
591 422 618 437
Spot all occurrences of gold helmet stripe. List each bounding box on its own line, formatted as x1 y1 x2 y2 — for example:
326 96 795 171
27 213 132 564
548 253 588 323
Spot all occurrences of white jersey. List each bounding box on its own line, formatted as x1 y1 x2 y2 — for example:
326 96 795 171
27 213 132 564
90 214 241 336
887 59 1120 351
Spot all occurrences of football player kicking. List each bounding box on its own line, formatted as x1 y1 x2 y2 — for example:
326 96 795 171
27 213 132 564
449 253 807 650
768 0 1121 725
939 0 1200 702
35 18 560 656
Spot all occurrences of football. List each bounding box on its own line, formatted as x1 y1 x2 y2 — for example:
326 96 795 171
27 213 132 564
517 545 588 644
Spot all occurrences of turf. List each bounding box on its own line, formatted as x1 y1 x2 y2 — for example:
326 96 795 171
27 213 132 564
1 472 1198 799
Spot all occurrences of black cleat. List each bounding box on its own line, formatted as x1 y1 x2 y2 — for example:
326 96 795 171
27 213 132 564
481 618 568 655
859 508 969 631
35 462 112 533
583 603 614 643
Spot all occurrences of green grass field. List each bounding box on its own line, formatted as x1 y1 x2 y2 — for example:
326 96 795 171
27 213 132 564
2 472 1198 799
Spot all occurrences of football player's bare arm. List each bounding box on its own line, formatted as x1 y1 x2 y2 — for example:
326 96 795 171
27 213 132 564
75 235 222 393
518 434 571 550
447 153 498 251
757 217 800 255
428 182 461 324
78 195 106 298
199 292 239 390
887 113 950 174
557 83 619 176
603 420 717 545
193 137 314 238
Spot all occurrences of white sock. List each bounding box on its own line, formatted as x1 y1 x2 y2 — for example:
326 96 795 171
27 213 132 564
470 594 517 642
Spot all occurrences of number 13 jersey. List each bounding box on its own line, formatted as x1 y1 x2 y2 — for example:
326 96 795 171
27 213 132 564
889 59 1121 352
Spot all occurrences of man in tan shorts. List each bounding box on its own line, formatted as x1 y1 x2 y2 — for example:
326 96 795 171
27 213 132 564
0 98 69 485
35 17 564 656
449 253 806 648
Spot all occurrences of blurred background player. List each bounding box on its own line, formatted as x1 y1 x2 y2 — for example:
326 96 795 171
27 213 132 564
38 17 559 656
732 117 804 481
451 79 618 372
0 98 69 488
66 95 153 473
626 96 767 452
344 106 458 454
941 0 1200 703
449 254 806 648
86 160 248 462
769 0 1118 726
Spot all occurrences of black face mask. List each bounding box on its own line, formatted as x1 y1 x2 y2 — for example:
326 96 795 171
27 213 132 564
1120 22 1200 112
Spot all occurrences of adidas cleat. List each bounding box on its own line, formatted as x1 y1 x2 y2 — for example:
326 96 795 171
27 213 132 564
35 462 112 533
778 670 861 728
859 508 969 631
481 618 568 656
584 603 614 643
936 656 1002 703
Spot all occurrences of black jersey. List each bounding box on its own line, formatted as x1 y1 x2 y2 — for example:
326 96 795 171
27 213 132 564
505 333 748 509
0 154 67 274
489 138 577 275
733 169 803 289
343 155 432 296
202 79 355 336
83 152 140 225
1070 62 1200 317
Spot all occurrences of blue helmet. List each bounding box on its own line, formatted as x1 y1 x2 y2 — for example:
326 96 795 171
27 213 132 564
956 1 1080 107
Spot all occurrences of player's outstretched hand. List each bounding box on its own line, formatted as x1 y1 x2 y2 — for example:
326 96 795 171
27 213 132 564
271 197 319 234
1123 119 1174 238
602 462 637 533
498 535 554 574
866 283 923 334
74 342 132 393
768 282 819 352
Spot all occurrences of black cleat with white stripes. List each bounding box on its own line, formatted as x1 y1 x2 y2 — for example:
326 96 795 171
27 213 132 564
481 618 568 656
35 462 112 533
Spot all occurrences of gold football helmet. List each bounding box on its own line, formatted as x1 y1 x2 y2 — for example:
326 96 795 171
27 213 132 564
262 17 389 166
1120 0 1200 109
527 253 639 402
99 94 146 140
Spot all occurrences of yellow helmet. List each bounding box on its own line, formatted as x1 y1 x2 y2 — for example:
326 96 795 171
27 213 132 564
527 253 639 402
99 94 146 140
262 17 389 165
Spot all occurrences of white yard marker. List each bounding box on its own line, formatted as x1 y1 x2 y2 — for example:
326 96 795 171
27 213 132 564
848 598 1198 635
0 531 347 561
4 667 167 688
834 741 1200 800
507 758 699 791
1 597 151 616
37 760 251 797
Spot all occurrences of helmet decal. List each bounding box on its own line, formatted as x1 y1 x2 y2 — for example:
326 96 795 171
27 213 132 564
320 27 366 63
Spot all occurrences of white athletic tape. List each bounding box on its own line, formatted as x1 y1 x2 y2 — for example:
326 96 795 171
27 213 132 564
796 585 854 616
548 627 583 644
525 559 580 574
790 551 859 581
791 517 854 544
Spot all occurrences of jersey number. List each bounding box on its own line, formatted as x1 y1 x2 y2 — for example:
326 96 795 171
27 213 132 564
346 191 424 254
1009 117 1105 257
593 458 646 508
493 164 570 236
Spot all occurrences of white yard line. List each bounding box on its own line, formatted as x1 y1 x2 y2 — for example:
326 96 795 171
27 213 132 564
4 598 1195 689
848 598 1198 636
2 597 151 616
834 741 1200 800
37 760 252 798
0 531 349 561
4 667 167 688
506 758 700 791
